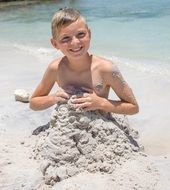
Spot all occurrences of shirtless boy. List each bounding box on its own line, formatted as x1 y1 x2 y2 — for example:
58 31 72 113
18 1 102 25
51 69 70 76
29 8 139 115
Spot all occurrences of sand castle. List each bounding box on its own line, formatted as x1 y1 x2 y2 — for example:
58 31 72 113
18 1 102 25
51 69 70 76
33 88 142 186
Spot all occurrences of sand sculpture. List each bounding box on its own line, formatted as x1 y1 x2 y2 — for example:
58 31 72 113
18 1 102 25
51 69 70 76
33 87 142 186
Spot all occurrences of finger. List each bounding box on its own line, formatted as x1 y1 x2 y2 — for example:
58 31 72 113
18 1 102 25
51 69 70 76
83 93 90 97
60 98 68 103
70 95 77 99
71 98 83 104
55 97 68 104
71 97 90 104
71 94 85 99
57 91 70 99
63 92 71 98
75 102 91 109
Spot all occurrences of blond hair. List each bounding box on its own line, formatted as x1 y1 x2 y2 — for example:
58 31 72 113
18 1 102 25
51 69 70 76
51 8 87 39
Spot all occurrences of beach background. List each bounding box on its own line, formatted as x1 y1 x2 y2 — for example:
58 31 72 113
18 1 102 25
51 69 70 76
0 0 170 189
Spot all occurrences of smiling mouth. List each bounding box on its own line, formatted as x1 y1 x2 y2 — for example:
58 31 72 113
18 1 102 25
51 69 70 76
69 46 83 52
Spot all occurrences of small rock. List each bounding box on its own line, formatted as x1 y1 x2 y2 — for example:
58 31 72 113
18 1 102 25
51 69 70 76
14 89 30 103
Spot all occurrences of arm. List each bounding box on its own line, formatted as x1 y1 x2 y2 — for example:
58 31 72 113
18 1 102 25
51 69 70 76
100 63 139 115
71 62 139 115
29 62 69 111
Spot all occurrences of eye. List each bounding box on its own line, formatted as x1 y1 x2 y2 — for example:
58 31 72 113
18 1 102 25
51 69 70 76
60 36 71 43
76 32 86 38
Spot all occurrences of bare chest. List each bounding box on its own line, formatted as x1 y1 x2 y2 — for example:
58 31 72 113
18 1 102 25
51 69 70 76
57 69 109 97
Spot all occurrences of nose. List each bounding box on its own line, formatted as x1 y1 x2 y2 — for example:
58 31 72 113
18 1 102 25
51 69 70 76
71 36 80 45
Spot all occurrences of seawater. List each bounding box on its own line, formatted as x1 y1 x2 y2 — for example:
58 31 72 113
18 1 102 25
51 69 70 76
0 0 170 155
0 0 170 62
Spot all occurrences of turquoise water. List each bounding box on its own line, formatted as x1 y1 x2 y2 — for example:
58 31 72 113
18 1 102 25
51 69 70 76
0 0 170 63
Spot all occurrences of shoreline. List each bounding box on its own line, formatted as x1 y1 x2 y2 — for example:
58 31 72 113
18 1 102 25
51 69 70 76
0 0 55 9
0 1 39 8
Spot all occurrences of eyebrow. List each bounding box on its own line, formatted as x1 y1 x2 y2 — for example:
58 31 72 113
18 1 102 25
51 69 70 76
59 29 87 37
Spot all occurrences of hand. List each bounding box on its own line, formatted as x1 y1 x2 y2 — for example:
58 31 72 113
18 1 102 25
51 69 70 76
70 87 103 111
53 89 71 104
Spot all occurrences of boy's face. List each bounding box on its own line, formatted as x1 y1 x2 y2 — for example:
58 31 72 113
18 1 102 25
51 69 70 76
51 19 91 59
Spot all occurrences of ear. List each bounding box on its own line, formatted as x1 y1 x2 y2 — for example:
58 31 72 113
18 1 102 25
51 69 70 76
51 38 59 49
88 29 91 39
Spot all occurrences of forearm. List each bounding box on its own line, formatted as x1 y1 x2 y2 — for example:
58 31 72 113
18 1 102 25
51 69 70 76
29 94 56 111
99 98 139 115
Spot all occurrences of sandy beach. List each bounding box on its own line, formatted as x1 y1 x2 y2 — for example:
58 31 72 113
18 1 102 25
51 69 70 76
0 43 170 190
0 44 51 189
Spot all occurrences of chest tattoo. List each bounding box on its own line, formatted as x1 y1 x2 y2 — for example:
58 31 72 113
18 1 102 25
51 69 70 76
95 82 104 92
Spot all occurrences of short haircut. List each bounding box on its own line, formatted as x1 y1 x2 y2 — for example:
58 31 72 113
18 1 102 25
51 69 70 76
51 7 87 39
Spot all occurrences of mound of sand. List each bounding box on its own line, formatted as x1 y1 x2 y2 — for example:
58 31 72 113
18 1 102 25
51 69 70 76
33 90 142 186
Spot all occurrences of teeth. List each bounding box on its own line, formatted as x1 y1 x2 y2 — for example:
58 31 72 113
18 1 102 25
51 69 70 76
70 47 82 52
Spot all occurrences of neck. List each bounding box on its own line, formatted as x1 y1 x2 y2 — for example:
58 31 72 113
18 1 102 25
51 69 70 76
66 53 92 72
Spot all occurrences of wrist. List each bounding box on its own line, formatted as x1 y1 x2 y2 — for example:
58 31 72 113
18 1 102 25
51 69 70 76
98 97 107 111
50 94 58 105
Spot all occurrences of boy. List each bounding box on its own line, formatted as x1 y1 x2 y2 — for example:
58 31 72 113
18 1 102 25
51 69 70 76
29 8 139 115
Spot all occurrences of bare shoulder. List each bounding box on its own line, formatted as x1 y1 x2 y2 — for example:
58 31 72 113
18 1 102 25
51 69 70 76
92 55 119 73
40 56 66 84
48 56 65 72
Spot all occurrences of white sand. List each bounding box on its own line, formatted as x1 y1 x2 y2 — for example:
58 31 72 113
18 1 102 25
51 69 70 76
0 44 170 189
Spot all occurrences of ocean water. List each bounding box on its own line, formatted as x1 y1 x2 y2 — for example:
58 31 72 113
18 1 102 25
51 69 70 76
0 0 170 155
